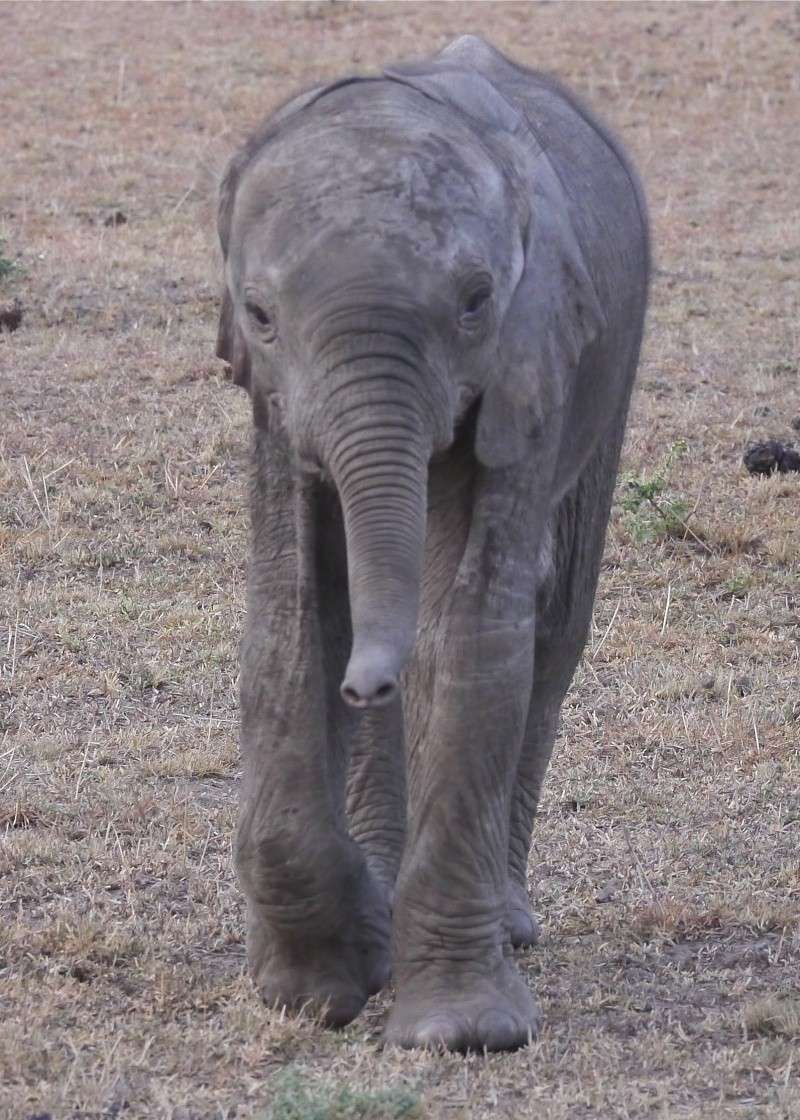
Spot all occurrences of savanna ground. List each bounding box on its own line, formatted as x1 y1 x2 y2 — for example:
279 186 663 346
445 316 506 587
1 2 799 1117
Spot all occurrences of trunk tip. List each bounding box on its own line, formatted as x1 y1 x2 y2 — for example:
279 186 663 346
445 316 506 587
340 645 402 709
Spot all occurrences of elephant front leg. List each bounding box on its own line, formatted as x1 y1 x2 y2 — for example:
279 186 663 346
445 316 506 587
235 449 390 1027
387 621 539 1051
237 640 391 1026
385 472 546 1050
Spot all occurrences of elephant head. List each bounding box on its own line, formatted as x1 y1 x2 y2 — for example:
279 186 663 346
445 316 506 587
217 42 605 709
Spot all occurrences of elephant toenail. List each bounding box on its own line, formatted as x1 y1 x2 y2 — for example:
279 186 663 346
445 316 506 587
322 992 366 1029
414 1015 464 1050
475 1009 529 1050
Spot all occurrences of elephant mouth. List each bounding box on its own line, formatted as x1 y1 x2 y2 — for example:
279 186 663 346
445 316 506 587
430 396 479 465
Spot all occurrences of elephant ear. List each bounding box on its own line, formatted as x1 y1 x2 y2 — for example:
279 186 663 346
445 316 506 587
475 156 607 469
216 284 251 391
216 156 251 392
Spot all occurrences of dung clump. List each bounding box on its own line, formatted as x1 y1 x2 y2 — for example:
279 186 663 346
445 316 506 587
743 440 800 476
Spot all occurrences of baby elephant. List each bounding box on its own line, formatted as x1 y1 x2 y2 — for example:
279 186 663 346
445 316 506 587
217 35 649 1051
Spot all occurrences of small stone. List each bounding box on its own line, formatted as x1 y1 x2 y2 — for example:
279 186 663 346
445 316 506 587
596 878 620 903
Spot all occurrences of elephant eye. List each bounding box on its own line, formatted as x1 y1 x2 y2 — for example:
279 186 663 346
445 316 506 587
458 280 493 328
245 300 277 339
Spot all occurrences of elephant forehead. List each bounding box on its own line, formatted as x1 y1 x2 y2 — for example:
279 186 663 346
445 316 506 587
235 101 512 267
245 171 491 259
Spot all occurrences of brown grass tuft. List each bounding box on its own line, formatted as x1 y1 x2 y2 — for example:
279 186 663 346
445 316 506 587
0 802 44 830
743 997 800 1041
630 900 729 942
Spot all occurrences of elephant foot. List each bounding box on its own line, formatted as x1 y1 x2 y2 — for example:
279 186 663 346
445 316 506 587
507 880 540 948
384 958 541 1052
247 868 391 1028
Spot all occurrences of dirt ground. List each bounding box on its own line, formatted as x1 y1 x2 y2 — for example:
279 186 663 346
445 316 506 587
1 2 799 1118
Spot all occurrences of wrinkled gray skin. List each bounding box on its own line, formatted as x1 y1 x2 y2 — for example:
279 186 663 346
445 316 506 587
217 36 649 1052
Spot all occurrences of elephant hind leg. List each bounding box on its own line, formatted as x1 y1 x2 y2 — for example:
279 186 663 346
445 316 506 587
508 415 629 946
346 701 407 900
507 690 564 947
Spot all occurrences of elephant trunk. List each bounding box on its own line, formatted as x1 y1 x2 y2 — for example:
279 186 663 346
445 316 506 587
326 400 429 709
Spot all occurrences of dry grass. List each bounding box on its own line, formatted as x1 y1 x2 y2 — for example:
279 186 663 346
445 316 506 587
2 2 799 1117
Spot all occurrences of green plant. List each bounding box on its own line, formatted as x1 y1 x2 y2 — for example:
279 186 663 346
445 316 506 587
719 573 752 600
267 1069 424 1120
0 240 17 281
620 439 706 548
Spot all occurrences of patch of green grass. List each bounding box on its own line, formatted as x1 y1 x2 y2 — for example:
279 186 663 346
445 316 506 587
0 240 17 281
620 439 699 544
719 573 752 600
267 1070 424 1120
